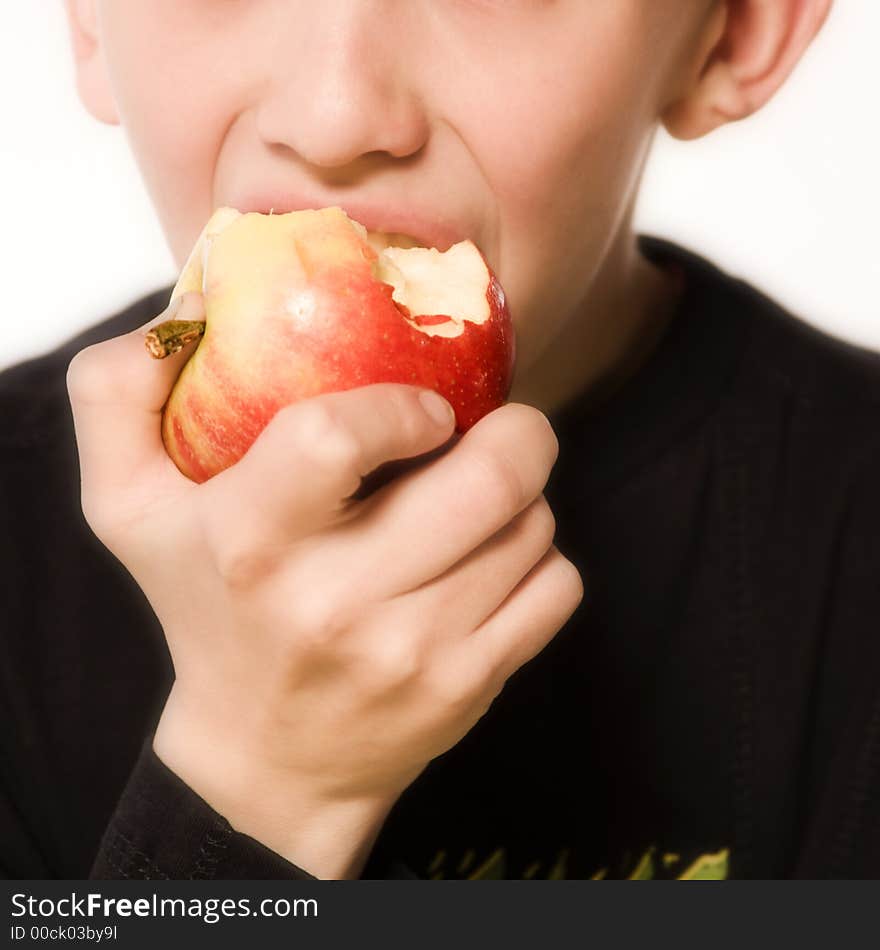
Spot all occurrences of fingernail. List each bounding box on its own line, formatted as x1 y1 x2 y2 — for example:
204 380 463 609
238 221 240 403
419 390 455 427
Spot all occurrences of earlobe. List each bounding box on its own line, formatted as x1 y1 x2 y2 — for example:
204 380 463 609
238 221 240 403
662 0 834 141
63 0 120 126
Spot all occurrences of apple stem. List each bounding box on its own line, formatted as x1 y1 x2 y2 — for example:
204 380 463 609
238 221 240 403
144 319 206 359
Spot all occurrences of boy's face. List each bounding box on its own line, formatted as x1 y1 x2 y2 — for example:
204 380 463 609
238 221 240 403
88 1 710 372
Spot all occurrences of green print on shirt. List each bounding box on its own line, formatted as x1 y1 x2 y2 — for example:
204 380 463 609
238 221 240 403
424 845 730 880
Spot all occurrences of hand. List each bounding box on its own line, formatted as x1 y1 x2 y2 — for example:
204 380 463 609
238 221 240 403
67 291 583 878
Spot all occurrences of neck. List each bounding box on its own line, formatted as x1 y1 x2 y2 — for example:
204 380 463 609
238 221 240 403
508 226 681 420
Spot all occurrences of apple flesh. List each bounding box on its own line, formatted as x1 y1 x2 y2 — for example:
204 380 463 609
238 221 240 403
155 206 515 483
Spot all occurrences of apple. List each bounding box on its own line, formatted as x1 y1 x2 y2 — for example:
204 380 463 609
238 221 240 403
147 206 515 483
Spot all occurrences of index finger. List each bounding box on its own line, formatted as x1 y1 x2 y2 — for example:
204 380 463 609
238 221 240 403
199 382 458 548
66 292 202 506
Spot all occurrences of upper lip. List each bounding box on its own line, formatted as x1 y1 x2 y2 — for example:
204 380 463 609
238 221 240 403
228 193 470 252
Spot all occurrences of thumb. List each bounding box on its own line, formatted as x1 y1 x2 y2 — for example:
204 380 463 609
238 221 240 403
67 291 203 516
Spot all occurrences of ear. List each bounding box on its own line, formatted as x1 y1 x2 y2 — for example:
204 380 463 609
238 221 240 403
663 0 834 140
63 0 119 125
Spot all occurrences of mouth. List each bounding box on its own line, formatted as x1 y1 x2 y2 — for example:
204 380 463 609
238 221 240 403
229 194 469 254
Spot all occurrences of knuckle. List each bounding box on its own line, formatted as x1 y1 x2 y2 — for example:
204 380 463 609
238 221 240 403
435 651 504 715
291 403 362 473
550 553 585 609
369 634 425 689
65 344 107 404
468 447 526 518
292 613 339 655
528 407 560 463
479 668 508 710
388 388 426 447
212 536 279 592
524 496 556 552
286 583 350 651
426 664 475 711
504 404 559 464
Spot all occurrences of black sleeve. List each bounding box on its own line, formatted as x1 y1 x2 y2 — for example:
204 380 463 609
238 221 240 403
89 738 318 880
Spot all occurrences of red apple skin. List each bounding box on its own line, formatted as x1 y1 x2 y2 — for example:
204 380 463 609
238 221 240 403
162 216 515 483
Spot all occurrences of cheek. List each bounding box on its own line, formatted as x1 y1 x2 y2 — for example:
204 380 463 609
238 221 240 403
98 2 262 265
450 27 663 349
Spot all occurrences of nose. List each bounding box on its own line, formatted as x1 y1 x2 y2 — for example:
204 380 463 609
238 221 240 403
255 2 430 171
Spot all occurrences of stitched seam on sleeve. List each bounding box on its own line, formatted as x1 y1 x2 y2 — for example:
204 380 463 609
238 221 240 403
189 822 231 880
103 847 131 880
107 829 170 880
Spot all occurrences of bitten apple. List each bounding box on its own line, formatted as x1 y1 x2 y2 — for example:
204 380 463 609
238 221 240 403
148 206 515 483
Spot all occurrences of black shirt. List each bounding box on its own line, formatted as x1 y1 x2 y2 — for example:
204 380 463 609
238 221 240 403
2 239 879 880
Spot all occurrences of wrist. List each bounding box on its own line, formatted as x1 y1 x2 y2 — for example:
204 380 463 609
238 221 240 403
153 689 396 879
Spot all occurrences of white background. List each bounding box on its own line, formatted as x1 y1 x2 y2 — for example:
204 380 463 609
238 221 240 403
1 1 878 372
